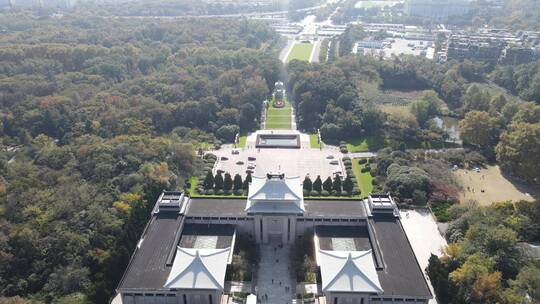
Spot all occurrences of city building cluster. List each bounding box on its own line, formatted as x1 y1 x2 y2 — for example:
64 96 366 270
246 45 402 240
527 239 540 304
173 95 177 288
442 29 540 64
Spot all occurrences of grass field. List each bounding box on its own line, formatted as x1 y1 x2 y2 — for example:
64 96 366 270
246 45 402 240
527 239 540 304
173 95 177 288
380 104 414 119
454 165 537 206
287 43 314 62
309 134 322 148
266 97 292 129
346 136 386 152
352 160 373 194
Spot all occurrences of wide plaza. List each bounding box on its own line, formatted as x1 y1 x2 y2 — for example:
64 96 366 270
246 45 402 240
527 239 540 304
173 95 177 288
210 130 344 180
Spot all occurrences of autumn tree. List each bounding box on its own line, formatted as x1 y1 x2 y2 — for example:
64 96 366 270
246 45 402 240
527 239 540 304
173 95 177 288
496 122 540 181
459 111 499 148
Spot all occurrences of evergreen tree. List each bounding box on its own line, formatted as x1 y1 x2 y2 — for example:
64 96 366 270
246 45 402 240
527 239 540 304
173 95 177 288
214 172 224 190
313 175 322 192
333 175 342 193
427 254 455 304
343 175 354 193
243 172 252 190
323 177 333 192
233 174 243 191
303 176 313 191
223 173 233 191
203 171 214 189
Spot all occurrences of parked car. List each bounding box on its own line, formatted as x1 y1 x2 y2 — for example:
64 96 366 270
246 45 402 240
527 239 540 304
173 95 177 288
220 156 228 161
248 157 256 161
236 161 244 165
232 150 239 155
330 160 339 165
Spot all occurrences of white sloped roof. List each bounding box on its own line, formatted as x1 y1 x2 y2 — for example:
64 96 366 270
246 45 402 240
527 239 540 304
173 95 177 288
245 176 305 214
318 250 383 294
164 247 230 290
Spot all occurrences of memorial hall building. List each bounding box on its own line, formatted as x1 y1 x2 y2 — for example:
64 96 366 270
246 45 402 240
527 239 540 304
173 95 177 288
116 174 432 304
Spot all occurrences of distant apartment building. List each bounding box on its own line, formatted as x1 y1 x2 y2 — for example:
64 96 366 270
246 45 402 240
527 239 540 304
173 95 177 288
445 30 540 64
404 0 471 19
5 0 75 8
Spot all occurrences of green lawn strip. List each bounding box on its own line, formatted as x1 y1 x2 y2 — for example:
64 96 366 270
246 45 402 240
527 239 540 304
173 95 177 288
309 133 322 148
238 134 247 148
287 43 314 62
188 176 198 195
351 160 373 194
266 97 292 129
267 116 291 124
265 123 291 129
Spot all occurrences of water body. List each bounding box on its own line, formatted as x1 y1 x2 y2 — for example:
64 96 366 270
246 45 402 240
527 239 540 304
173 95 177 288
433 116 461 144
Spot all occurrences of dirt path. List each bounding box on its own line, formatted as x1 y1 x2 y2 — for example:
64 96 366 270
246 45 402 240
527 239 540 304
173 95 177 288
454 165 537 205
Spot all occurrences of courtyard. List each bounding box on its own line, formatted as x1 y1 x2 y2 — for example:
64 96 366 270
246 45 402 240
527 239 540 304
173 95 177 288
256 242 294 303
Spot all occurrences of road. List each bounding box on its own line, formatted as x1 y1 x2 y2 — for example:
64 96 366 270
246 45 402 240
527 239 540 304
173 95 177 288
110 0 339 19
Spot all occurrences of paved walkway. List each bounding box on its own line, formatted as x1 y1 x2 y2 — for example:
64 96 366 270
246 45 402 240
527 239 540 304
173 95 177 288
400 209 447 304
256 242 294 304
346 152 377 158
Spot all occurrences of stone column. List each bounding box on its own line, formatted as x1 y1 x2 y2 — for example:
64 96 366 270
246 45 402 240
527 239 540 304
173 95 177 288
254 215 262 243
289 215 297 244
262 217 269 243
282 216 288 244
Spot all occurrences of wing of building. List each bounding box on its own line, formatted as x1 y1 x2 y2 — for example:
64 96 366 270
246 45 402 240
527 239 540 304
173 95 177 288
115 176 432 304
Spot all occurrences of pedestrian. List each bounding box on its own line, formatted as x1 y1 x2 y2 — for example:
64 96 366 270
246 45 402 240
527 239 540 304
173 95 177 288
272 279 274 284
279 281 282 286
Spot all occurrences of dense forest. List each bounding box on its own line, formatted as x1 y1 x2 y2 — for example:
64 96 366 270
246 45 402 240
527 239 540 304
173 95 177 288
285 51 540 303
0 8 538 304
0 13 281 303
428 199 540 303
287 55 540 182
67 0 322 17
